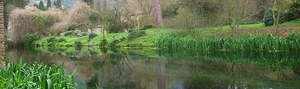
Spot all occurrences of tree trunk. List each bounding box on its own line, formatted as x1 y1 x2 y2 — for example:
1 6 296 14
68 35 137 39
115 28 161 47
0 0 5 60
152 0 163 28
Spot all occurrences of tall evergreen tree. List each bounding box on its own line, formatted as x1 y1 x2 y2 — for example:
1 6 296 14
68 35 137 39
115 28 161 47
83 0 93 6
54 0 62 9
38 1 46 11
47 0 52 8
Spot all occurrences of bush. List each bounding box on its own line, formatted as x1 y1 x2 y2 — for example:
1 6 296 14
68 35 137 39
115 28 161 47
263 9 286 26
8 7 61 45
102 11 128 33
24 33 41 48
162 4 179 19
68 3 91 24
74 41 82 50
100 39 108 47
128 30 146 39
285 2 300 21
46 37 66 46
67 24 77 31
89 12 102 23
56 38 67 43
103 19 126 33
88 33 98 41
140 25 153 30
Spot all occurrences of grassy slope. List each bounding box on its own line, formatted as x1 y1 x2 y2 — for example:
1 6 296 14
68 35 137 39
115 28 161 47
35 19 300 48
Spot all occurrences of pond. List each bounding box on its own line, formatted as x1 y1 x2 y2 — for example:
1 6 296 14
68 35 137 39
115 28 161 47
5 48 300 89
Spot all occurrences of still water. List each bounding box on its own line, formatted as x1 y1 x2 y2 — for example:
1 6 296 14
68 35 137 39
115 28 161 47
5 47 300 89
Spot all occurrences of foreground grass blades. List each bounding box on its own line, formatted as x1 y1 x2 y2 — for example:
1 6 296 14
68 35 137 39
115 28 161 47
0 61 76 89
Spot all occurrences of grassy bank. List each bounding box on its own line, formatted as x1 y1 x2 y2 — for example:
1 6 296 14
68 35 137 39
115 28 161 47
0 60 76 88
35 28 172 48
34 19 300 52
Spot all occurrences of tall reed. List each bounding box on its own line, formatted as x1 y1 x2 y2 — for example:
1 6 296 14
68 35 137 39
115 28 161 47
157 34 300 52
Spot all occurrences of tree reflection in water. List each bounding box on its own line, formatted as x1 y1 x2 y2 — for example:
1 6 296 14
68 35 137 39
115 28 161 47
5 48 300 89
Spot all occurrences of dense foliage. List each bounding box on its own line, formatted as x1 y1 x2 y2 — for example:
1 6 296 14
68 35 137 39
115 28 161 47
158 34 300 52
263 9 286 26
24 33 41 48
88 12 102 23
286 1 300 21
0 61 76 89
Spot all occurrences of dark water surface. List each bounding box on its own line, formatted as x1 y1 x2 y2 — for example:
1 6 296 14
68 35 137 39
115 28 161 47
6 48 300 89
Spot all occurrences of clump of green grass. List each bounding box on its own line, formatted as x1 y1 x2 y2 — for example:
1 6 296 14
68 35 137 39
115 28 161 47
158 34 300 52
0 60 76 89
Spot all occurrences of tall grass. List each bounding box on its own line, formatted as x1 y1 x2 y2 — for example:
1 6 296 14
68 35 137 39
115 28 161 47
158 50 300 72
157 34 300 52
0 60 76 89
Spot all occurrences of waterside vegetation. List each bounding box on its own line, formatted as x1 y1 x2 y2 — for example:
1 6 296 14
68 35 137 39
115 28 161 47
0 60 76 89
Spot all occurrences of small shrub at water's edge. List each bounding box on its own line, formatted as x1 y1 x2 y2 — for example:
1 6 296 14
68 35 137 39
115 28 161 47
100 39 108 47
128 30 145 40
0 60 76 88
47 37 67 46
75 41 82 50
88 33 98 41
24 33 41 48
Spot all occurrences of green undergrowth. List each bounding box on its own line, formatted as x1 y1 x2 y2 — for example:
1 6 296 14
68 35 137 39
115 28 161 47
0 60 76 89
35 28 172 48
34 19 300 50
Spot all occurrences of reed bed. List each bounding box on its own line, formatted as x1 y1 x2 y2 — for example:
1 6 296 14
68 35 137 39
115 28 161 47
157 34 300 52
0 61 76 89
158 50 300 73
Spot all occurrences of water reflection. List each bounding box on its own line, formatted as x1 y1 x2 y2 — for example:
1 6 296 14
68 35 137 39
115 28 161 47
5 48 300 89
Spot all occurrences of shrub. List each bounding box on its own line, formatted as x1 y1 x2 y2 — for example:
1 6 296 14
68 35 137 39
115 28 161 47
74 41 82 50
263 9 286 26
285 2 300 21
165 12 204 29
68 3 91 24
128 30 145 39
88 33 98 41
47 37 56 43
24 33 41 48
56 38 67 43
103 19 127 33
8 7 61 45
46 37 66 46
88 12 102 23
100 39 108 47
102 11 128 33
67 24 77 31
140 25 153 30
162 4 179 19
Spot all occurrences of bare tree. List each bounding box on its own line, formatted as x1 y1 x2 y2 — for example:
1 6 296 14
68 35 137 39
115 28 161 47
123 0 152 29
222 0 260 34
152 0 164 27
272 0 292 31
